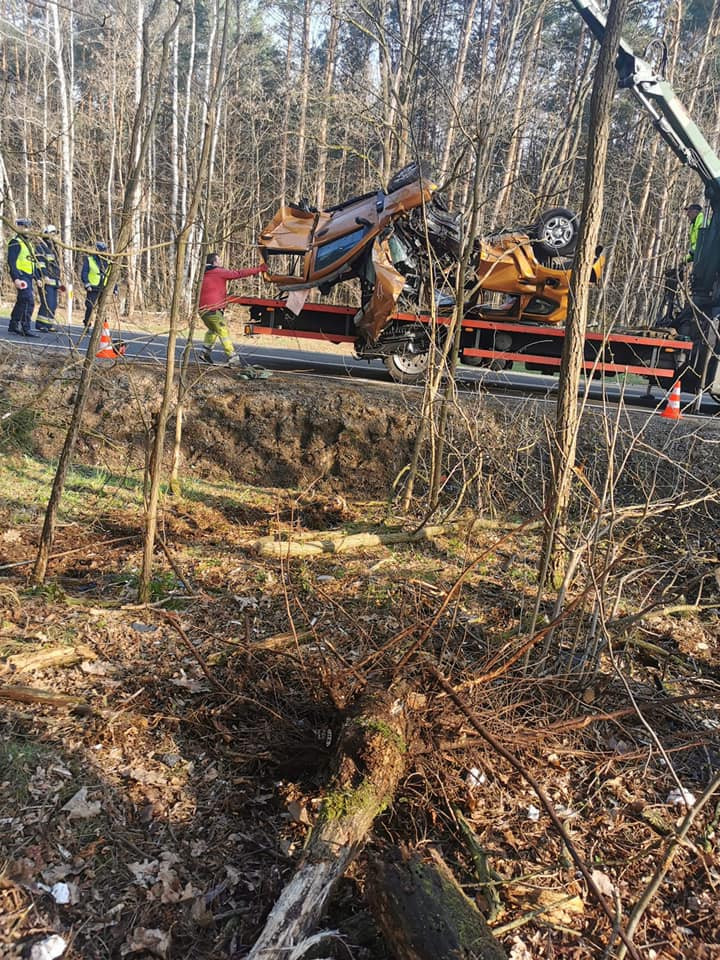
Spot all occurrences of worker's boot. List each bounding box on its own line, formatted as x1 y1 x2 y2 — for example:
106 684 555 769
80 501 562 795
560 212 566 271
200 349 214 364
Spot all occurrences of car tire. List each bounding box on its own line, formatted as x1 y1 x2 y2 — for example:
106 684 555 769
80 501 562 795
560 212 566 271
533 207 578 257
384 349 429 384
387 163 422 193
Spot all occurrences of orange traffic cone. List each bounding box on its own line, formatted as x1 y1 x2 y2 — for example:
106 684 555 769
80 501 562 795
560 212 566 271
96 319 126 359
661 379 682 420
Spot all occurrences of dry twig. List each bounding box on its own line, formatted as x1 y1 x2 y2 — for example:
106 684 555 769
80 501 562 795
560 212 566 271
428 663 642 960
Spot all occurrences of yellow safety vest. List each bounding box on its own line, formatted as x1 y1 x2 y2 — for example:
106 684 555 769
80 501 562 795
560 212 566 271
9 235 35 274
688 211 704 261
87 255 108 287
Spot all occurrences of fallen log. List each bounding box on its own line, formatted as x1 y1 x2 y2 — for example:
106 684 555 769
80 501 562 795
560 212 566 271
254 518 541 559
246 690 408 959
3 643 96 674
366 846 507 960
0 683 89 710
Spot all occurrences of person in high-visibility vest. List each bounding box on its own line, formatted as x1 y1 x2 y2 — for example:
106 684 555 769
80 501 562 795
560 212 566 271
657 202 707 326
81 241 110 327
685 203 704 262
7 218 40 337
35 225 64 332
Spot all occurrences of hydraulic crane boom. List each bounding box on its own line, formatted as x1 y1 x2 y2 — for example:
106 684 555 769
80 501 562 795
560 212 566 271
570 0 720 207
569 0 720 302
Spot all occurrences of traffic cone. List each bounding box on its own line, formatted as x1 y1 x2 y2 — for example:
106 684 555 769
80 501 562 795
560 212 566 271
661 379 682 420
96 319 126 359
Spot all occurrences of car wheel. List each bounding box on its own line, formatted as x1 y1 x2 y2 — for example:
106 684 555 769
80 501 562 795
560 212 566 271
533 207 578 257
387 163 422 193
384 349 429 384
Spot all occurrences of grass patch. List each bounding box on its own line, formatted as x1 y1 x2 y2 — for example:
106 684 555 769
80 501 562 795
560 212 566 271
0 736 54 805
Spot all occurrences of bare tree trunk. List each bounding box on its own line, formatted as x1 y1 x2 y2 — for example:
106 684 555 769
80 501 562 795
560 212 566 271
278 10 295 205
139 0 231 602
51 0 75 323
126 0 145 316
293 0 313 198
314 1 339 209
491 2 545 223
539 0 631 591
33 0 182 585
439 0 479 186
428 147 483 508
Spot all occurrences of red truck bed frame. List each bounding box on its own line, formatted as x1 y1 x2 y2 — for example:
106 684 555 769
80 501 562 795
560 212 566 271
228 295 693 383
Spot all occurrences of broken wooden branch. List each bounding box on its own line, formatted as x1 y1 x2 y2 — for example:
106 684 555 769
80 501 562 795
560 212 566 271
252 629 314 651
254 517 541 559
2 643 96 675
454 806 503 922
246 690 407 959
0 683 88 710
366 846 507 960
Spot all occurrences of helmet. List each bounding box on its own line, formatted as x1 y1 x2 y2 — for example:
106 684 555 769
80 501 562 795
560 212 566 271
95 241 108 251
43 224 58 235
16 218 32 229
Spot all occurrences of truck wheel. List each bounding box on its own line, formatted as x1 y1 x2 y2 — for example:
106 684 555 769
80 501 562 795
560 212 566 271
384 350 429 384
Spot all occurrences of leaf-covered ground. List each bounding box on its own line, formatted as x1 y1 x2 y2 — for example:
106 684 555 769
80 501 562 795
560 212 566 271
1 455 719 959
1 354 720 959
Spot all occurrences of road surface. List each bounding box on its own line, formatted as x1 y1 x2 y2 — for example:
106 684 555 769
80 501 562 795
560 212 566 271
1 317 718 418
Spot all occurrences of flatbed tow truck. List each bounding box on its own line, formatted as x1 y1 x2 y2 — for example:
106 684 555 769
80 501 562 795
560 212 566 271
231 0 720 407
230 294 703 397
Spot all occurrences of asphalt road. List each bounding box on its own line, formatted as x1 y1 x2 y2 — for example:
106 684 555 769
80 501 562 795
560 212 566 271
2 317 719 418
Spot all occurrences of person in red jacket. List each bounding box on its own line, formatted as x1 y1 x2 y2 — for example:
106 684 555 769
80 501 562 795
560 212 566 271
198 252 266 365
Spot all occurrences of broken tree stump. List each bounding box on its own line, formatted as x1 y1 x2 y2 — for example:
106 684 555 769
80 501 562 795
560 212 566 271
367 846 507 960
246 690 408 959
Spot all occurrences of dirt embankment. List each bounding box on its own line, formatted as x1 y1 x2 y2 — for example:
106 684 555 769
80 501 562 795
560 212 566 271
0 352 419 494
2 348 720 520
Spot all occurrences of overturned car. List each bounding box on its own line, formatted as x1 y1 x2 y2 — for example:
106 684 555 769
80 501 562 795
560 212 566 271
257 164 604 375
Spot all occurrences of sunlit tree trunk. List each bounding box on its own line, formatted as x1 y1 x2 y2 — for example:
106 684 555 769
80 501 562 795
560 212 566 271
34 0 182 584
314 1 339 209
540 0 630 591
139 0 232 602
51 0 75 323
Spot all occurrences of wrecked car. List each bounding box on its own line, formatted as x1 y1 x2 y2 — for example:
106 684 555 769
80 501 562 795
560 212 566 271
257 164 604 346
258 164 435 342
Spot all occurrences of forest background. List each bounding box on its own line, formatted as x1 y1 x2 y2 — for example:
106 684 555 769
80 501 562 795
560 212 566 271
0 0 718 324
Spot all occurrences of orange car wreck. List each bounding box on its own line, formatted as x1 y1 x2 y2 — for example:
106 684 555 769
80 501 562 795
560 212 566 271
471 224 605 325
258 165 604 343
258 164 435 341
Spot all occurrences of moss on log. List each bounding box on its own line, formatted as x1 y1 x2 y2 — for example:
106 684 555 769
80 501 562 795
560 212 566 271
246 689 408 959
367 847 507 960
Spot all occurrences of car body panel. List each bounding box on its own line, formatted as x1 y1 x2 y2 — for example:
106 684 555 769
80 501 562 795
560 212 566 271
258 175 434 299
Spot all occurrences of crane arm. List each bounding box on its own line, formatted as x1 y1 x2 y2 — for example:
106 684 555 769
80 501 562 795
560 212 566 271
569 0 720 209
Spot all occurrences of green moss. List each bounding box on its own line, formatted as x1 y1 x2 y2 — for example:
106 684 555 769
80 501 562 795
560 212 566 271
319 779 389 823
358 717 407 755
